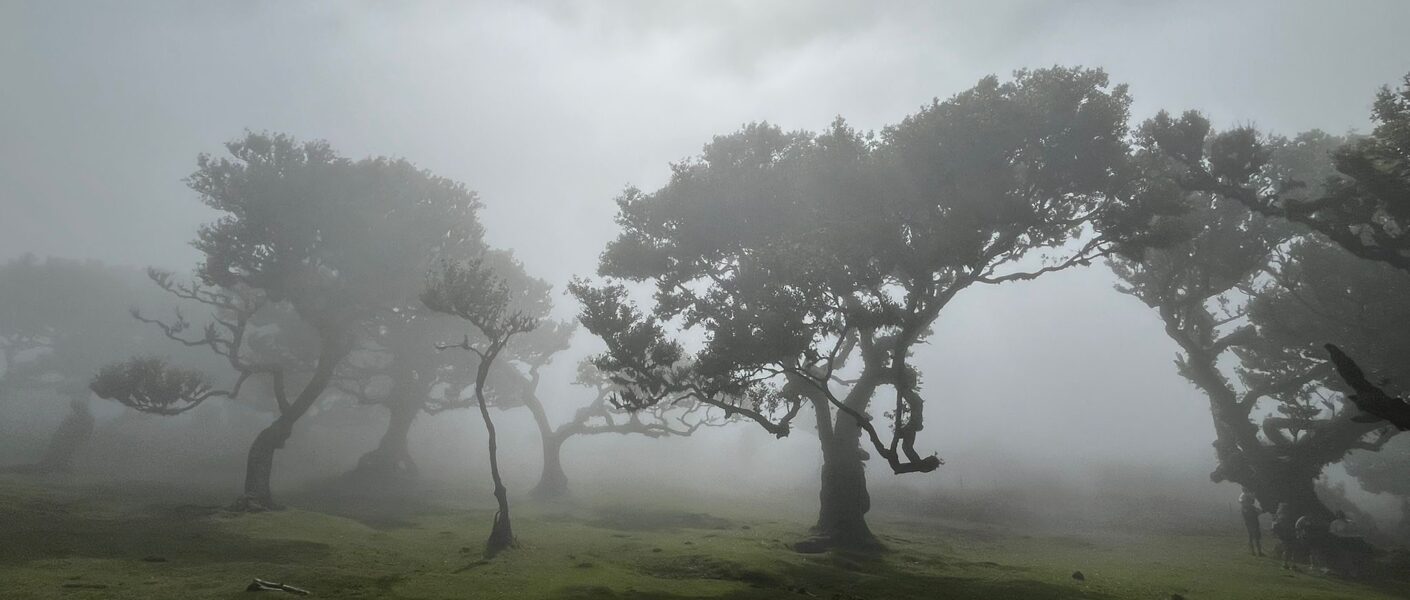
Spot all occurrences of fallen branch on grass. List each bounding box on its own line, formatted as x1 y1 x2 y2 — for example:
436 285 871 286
245 578 310 595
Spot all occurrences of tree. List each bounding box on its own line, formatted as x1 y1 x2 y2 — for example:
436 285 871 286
93 133 482 510
338 250 564 490
0 256 185 474
1144 74 1410 430
519 357 728 500
391 246 722 502
1247 237 1410 526
337 306 472 482
422 253 540 557
1109 130 1405 519
1162 75 1410 273
91 356 229 415
573 68 1164 551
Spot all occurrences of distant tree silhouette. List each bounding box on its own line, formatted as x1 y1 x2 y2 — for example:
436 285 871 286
335 303 473 483
93 133 482 511
0 256 178 474
513 358 728 500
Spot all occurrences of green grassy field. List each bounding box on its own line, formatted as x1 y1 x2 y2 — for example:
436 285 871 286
0 475 1405 600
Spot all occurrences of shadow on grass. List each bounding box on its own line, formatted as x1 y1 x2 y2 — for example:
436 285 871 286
554 543 1117 600
551 569 1114 600
0 485 330 567
278 473 465 530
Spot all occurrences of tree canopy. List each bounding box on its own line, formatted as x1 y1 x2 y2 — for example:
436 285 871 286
574 67 1171 475
95 132 488 510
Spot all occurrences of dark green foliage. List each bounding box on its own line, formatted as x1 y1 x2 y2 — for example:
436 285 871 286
1243 240 1410 405
89 357 223 416
575 67 1161 475
573 68 1179 552
1110 125 1405 519
422 255 537 340
1130 74 1410 520
1144 73 1410 273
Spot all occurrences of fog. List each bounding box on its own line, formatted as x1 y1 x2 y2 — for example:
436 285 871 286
4 2 1410 598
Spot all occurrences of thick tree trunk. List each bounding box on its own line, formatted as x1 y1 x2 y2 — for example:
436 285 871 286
1282 479 1332 521
813 419 880 550
532 434 569 500
1183 346 1335 520
17 395 94 475
797 396 881 553
523 386 570 500
231 343 342 512
1244 449 1341 522
232 419 290 511
352 396 419 480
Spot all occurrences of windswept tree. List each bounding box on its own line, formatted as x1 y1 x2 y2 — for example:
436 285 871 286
92 133 482 510
572 68 1168 551
422 253 540 557
91 357 230 415
483 319 576 499
1155 75 1410 273
389 247 722 502
1109 129 1406 519
339 250 560 487
1144 74 1410 430
513 356 728 500
1246 238 1409 514
337 307 472 482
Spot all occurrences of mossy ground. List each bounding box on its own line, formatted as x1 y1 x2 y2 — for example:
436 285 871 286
0 475 1406 600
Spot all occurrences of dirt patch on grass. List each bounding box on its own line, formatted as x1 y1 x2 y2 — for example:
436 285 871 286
0 483 331 566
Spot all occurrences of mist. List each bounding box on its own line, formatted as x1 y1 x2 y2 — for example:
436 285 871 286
4 2 1410 599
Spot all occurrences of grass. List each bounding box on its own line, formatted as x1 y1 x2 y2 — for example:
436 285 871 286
0 475 1406 599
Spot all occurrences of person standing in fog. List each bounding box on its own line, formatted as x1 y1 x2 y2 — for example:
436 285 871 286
1239 489 1264 556
1271 503 1298 569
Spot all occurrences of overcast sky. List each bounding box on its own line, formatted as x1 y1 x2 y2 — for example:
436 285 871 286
5 0 1409 507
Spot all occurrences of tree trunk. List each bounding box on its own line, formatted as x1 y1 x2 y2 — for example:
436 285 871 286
352 396 419 480
231 343 342 512
486 480 514 557
474 360 514 557
797 396 882 553
523 385 570 500
232 419 289 511
23 395 94 474
1248 455 1335 521
814 416 880 550
532 434 569 500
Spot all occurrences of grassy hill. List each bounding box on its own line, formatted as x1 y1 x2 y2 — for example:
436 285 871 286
0 475 1405 599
